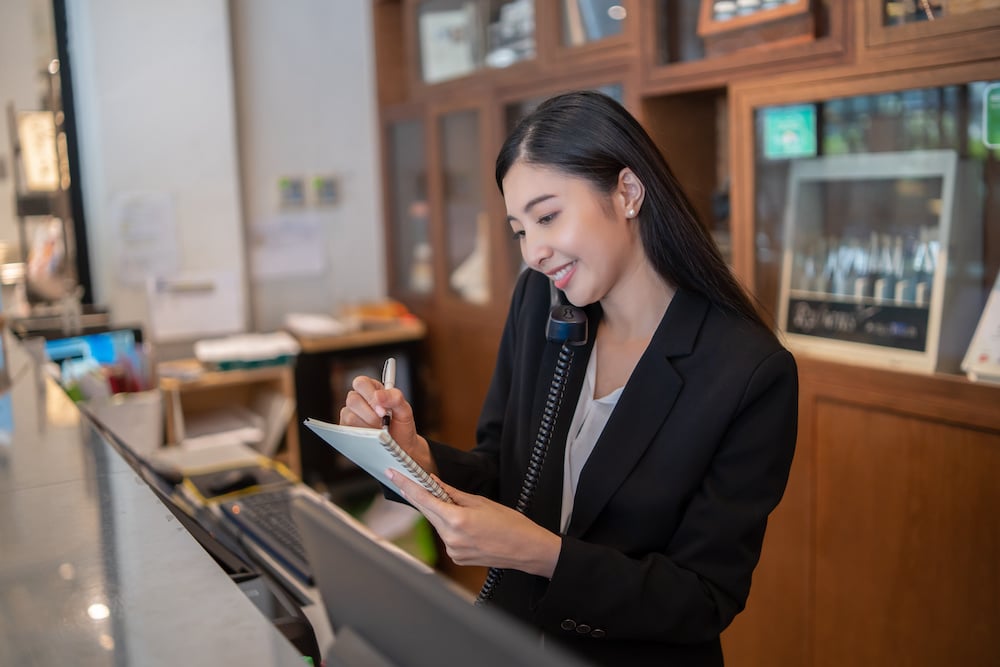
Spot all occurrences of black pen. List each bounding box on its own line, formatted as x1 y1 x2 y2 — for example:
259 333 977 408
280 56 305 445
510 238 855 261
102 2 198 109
381 357 396 430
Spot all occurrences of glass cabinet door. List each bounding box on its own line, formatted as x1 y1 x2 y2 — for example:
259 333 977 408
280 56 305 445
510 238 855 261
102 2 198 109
752 79 1000 374
386 117 433 298
416 0 536 84
439 108 490 305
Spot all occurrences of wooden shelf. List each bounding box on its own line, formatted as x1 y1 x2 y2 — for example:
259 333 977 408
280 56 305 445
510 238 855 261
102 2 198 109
159 360 300 477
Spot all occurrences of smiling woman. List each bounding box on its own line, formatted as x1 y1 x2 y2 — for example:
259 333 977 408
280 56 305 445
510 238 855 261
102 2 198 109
340 90 799 667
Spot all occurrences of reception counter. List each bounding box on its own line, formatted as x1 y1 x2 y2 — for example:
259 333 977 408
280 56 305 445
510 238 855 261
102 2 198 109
0 329 308 666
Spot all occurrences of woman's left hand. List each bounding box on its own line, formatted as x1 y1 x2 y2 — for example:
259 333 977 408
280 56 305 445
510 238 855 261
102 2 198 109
386 470 561 579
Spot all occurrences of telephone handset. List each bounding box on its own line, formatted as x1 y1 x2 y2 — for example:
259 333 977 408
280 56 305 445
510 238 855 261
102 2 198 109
546 302 588 346
476 290 587 605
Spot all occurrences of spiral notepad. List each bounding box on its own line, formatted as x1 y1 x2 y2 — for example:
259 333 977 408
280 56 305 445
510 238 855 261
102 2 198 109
303 418 454 504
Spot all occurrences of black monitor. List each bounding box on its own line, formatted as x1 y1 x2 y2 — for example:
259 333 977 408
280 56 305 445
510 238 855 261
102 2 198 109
290 492 588 667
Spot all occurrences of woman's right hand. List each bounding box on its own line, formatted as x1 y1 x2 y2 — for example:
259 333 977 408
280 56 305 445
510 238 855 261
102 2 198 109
339 374 437 476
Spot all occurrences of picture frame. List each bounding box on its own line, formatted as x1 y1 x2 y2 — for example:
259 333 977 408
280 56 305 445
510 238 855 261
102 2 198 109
697 0 816 57
15 110 61 193
418 2 480 84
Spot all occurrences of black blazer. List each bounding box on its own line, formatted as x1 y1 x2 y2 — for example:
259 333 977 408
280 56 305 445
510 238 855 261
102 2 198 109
429 269 798 667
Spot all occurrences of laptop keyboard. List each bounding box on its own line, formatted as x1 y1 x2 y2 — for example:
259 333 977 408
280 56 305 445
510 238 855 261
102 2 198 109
218 487 313 585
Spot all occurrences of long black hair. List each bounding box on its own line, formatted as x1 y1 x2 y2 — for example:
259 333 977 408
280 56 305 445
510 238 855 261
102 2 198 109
496 90 771 333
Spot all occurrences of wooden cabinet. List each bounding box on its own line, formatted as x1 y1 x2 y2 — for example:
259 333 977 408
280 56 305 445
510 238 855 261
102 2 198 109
722 357 1000 667
372 5 1000 662
159 360 300 475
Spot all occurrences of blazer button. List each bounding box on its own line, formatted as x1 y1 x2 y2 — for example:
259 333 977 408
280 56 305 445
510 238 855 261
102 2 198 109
591 628 606 639
575 624 591 634
560 619 577 631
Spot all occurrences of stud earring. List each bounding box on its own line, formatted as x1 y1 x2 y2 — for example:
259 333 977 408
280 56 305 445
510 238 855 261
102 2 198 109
627 208 636 218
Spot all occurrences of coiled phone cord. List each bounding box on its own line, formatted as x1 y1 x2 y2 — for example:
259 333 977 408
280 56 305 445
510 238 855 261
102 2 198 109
475 343 576 605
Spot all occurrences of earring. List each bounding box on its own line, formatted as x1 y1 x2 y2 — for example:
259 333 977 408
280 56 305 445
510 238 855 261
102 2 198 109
627 208 636 218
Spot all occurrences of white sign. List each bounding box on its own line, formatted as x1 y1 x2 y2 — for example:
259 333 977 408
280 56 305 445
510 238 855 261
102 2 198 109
111 191 181 286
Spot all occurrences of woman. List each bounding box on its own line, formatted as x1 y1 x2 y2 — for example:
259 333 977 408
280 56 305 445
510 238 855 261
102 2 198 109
341 90 798 666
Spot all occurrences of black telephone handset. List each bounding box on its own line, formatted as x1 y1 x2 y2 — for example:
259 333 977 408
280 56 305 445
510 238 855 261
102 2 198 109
476 292 587 605
546 303 588 346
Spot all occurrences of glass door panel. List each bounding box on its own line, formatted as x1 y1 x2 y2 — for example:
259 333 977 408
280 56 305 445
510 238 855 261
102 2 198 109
439 109 489 304
387 118 432 297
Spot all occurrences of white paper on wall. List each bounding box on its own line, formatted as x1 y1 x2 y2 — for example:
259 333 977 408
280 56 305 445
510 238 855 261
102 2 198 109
250 211 326 281
145 269 245 342
111 191 180 287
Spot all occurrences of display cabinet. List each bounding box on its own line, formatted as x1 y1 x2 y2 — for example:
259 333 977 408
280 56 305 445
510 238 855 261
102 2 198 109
723 59 1000 667
377 93 509 445
732 67 999 375
776 148 982 373
373 7 1000 661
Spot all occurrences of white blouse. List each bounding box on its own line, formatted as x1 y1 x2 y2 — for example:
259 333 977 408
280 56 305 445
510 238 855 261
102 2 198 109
559 348 623 533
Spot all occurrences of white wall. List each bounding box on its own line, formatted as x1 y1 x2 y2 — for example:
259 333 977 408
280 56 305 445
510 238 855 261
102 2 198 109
67 0 248 331
230 0 385 331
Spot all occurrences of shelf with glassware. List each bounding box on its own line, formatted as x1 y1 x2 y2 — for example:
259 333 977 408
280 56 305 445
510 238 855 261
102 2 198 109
736 72 1000 377
776 149 983 374
723 64 1000 667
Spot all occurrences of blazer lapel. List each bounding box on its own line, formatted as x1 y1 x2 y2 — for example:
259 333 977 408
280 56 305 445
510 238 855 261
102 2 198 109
565 289 710 537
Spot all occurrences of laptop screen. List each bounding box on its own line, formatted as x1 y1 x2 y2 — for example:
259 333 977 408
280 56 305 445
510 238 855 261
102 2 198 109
291 492 586 667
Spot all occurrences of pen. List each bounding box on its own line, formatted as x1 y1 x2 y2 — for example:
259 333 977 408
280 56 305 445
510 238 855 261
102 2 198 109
381 357 396 430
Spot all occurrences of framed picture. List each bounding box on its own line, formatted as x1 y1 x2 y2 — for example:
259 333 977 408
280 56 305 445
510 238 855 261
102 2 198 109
16 110 61 193
697 0 816 57
418 2 479 84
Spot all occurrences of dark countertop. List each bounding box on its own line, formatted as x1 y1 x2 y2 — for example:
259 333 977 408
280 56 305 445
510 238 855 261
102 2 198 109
0 329 307 666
